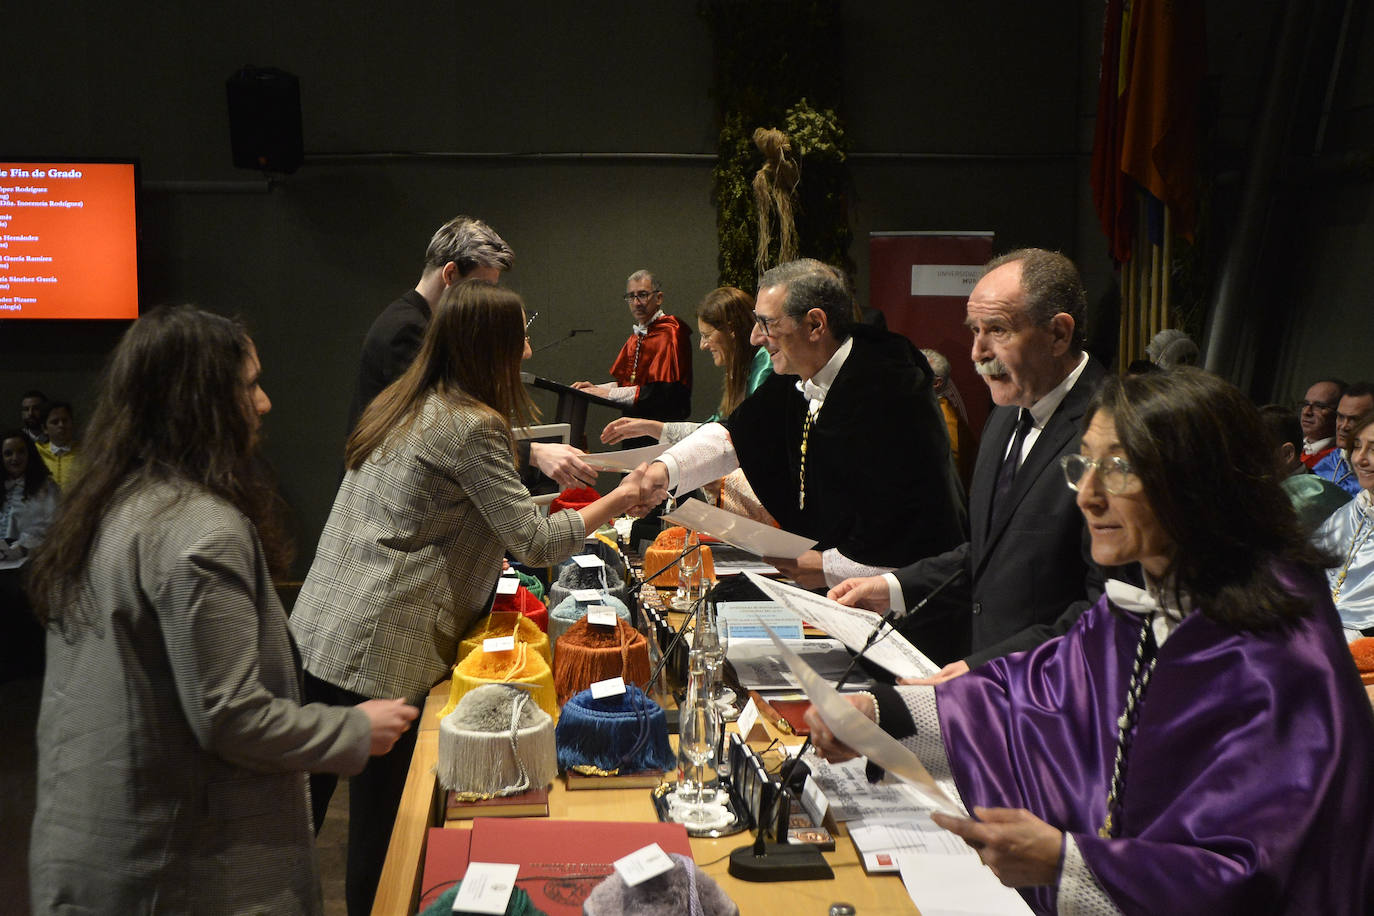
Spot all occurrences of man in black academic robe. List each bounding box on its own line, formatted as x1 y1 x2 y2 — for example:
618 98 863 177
641 258 967 590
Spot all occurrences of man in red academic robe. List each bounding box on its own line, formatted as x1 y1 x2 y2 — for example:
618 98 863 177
574 269 692 432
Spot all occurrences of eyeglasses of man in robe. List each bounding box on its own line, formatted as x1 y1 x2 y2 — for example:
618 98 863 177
1060 453 1138 496
623 290 655 303
751 311 789 337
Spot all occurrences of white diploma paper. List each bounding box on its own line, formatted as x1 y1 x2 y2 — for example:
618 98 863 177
744 572 940 679
762 624 960 817
663 499 816 559
582 442 670 471
899 854 1035 915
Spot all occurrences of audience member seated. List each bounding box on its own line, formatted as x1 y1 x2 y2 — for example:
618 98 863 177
26 306 416 914
806 368 1374 914
1143 327 1198 369
19 389 47 443
1 429 58 561
1 429 57 680
1297 377 1345 467
1314 381 1374 497
1258 404 1351 532
921 347 975 488
36 400 83 489
1316 408 1374 640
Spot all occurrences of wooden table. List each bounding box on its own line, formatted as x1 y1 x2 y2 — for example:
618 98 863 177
371 685 921 915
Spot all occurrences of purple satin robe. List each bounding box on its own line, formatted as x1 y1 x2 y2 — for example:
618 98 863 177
936 577 1374 915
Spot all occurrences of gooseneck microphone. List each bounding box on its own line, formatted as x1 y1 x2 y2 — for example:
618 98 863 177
533 328 595 354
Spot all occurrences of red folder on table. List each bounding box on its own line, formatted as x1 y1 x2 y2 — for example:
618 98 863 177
418 827 471 911
467 818 692 916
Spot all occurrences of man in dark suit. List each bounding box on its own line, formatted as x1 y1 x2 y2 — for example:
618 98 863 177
348 214 595 487
831 248 1107 672
639 258 966 588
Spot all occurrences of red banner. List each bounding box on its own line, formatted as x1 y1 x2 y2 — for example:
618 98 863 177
869 231 995 437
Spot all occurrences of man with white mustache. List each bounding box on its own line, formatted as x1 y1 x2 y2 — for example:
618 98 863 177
830 248 1110 676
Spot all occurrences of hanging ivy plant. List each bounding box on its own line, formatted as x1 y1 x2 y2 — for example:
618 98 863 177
700 0 853 293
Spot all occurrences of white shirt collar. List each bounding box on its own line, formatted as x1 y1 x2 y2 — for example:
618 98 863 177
1304 436 1335 455
633 310 667 336
796 337 853 406
1025 351 1090 430
1105 575 1189 646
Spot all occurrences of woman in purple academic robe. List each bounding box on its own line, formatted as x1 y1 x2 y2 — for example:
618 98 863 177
807 368 1374 915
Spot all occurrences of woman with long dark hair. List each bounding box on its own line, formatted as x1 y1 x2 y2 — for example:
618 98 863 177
807 368 1374 914
1 428 57 560
290 278 646 915
27 305 416 915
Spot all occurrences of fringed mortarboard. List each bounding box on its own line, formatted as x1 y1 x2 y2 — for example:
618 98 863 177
642 526 715 588
546 560 633 616
439 640 557 722
551 616 651 705
436 684 557 800
547 593 632 650
554 685 673 776
583 852 739 916
457 611 551 667
491 584 549 633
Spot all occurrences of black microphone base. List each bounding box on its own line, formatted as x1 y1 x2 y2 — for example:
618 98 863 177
727 842 834 882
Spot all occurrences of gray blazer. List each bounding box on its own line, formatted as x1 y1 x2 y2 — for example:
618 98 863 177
291 395 585 705
29 481 371 916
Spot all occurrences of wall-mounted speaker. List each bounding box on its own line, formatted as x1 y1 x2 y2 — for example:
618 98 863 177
226 67 303 174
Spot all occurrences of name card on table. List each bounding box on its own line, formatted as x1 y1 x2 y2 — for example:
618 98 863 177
613 843 676 887
735 696 769 741
451 861 520 914
590 676 626 699
587 606 618 627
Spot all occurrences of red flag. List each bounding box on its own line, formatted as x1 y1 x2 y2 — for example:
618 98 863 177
1091 0 1206 262
1119 0 1205 239
1091 0 1135 262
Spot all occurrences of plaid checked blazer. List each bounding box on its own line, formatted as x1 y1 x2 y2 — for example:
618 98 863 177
30 481 371 915
291 396 585 705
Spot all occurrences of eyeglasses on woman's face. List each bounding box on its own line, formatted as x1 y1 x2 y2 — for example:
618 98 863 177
1060 453 1138 495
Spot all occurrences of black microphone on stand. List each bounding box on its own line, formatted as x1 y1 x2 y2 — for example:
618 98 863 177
639 538 709 697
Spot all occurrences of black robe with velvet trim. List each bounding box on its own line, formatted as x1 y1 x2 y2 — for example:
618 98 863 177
725 325 967 569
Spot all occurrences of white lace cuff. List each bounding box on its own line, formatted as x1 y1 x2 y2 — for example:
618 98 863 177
822 549 893 589
658 423 738 494
1058 835 1119 915
895 685 966 812
659 421 701 446
604 384 637 405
